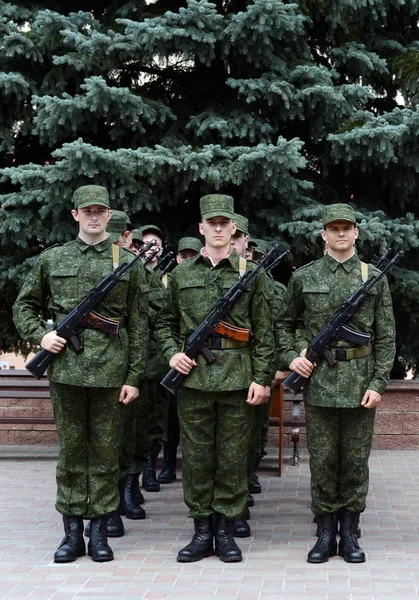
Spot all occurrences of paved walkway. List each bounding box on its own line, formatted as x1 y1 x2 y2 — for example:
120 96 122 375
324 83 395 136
1 446 419 599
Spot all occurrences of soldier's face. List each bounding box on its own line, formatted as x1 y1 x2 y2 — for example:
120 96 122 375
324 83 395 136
177 250 198 264
71 205 111 237
199 217 236 250
142 233 163 264
322 221 359 255
230 231 248 257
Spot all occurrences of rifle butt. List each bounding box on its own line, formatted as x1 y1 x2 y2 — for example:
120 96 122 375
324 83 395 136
25 349 54 379
282 371 305 395
160 368 186 395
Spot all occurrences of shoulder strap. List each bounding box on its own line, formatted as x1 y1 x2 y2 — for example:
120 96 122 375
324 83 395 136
360 261 368 283
112 244 120 270
239 256 247 278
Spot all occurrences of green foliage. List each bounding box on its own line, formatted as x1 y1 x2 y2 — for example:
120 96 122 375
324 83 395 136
1 0 419 375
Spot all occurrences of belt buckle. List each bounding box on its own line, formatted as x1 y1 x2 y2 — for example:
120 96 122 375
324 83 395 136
335 348 347 361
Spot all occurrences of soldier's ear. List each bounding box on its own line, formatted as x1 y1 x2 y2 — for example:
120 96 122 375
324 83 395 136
321 229 327 242
71 209 79 222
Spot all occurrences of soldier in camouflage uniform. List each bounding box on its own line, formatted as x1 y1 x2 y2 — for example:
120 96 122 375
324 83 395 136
277 204 395 564
155 194 274 563
13 185 149 564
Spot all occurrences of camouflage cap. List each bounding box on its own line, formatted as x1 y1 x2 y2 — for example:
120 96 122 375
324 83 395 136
177 237 203 254
233 213 249 235
247 237 257 248
253 239 271 255
131 228 143 242
200 194 235 220
107 210 131 243
138 224 164 242
73 185 110 210
322 203 356 227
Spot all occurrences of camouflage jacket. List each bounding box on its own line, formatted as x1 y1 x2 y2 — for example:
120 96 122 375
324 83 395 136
13 236 149 388
277 253 395 407
268 278 288 371
155 252 275 391
146 266 169 379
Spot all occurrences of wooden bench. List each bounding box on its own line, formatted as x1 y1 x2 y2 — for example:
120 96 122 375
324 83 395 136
269 384 305 476
0 369 55 425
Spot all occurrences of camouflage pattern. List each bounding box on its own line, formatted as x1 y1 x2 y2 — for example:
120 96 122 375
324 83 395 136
131 228 143 242
72 184 110 209
155 252 275 391
13 236 150 388
50 382 123 518
277 253 396 406
233 213 249 235
177 237 202 253
305 404 375 513
322 203 356 227
107 210 132 244
200 194 235 220
138 224 164 242
177 387 254 519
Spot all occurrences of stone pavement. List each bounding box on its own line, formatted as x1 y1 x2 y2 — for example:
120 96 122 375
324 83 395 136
1 446 419 600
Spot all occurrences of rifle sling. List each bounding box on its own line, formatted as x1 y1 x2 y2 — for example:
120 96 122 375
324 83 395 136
330 345 373 361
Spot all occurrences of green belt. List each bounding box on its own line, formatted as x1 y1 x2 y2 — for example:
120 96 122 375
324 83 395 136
330 345 373 361
183 337 248 351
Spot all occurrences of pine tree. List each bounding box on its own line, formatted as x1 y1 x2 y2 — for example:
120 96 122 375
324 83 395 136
1 0 418 374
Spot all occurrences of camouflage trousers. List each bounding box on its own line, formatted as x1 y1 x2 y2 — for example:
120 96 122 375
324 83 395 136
247 397 271 486
178 387 254 520
305 404 376 514
49 382 123 518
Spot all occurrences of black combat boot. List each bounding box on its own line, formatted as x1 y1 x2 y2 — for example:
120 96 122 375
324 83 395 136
177 517 214 562
233 510 251 538
142 448 160 492
88 516 114 562
54 516 86 563
132 473 145 505
121 476 146 519
338 509 366 563
246 493 254 507
214 514 242 562
157 443 177 483
337 508 361 538
248 472 262 494
307 513 337 563
84 508 124 538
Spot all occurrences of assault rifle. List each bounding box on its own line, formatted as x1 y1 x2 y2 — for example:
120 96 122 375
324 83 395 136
282 250 400 395
25 240 155 379
160 244 286 395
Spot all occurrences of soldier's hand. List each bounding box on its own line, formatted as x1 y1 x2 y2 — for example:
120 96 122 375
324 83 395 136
289 356 316 378
169 352 197 375
271 370 286 387
119 385 139 405
361 389 381 409
41 331 67 354
247 382 270 405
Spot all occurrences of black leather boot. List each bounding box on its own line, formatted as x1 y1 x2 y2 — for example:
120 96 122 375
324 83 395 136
246 493 254 507
121 476 146 519
84 508 124 538
338 509 366 563
54 516 86 563
248 472 262 494
177 517 214 562
157 443 177 483
142 449 160 492
233 510 251 538
337 508 361 538
88 516 114 562
215 515 242 562
132 473 145 505
307 513 337 563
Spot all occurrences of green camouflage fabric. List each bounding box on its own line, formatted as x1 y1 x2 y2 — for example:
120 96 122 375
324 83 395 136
73 185 110 209
155 252 275 391
305 404 376 514
177 237 202 253
13 236 150 388
200 194 235 220
277 253 396 407
177 387 254 519
50 382 123 518
233 213 249 235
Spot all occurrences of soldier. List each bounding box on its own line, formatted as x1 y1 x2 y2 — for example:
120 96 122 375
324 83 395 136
277 203 395 564
13 185 149 563
157 236 203 485
107 210 134 249
130 229 144 254
138 224 164 270
155 194 274 563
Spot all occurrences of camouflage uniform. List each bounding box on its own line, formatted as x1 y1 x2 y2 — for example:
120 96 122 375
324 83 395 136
155 237 275 519
278 239 395 516
13 193 149 520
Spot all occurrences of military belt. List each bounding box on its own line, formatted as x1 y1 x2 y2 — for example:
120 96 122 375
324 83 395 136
183 337 248 351
330 345 373 361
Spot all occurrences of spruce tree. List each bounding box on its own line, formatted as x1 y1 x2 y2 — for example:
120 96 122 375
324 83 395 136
1 0 418 375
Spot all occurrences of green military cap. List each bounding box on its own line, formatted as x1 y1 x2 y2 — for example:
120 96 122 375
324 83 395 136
233 213 249 235
107 210 131 243
322 203 356 227
131 228 143 242
73 185 110 210
200 194 235 220
138 224 164 242
253 239 270 255
177 237 203 254
247 237 257 248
